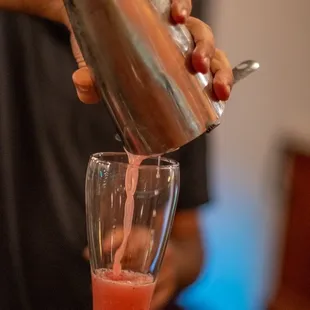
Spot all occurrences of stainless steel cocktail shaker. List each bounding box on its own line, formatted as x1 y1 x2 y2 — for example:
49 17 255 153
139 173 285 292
64 0 227 155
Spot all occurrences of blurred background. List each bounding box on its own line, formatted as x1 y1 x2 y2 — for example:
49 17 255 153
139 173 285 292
178 0 310 309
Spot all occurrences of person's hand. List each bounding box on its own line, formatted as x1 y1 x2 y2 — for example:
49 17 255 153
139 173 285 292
70 9 233 104
150 243 179 310
17 0 233 105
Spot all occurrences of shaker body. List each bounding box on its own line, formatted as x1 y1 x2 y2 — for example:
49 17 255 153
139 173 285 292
64 0 224 155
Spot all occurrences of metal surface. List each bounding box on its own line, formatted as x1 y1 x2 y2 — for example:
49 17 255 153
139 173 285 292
232 60 260 85
64 0 259 155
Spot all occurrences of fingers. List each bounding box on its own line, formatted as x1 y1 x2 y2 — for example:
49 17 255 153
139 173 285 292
186 17 215 74
170 5 233 101
211 49 234 101
70 31 100 104
102 227 124 251
72 68 100 104
69 30 86 69
101 226 154 270
171 0 192 23
185 17 233 100
68 7 232 105
102 227 151 251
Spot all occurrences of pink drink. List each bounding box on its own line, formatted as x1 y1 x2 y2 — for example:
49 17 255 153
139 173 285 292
93 153 158 309
92 269 155 310
113 153 147 274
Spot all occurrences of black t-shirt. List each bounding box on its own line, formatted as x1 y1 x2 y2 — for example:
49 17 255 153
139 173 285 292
0 13 208 310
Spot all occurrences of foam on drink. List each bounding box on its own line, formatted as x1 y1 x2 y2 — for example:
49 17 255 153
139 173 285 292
92 268 155 310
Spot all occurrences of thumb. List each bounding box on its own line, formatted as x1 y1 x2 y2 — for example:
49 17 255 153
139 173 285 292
69 30 100 104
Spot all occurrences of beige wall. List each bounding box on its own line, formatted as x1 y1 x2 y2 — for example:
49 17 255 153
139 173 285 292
180 0 310 309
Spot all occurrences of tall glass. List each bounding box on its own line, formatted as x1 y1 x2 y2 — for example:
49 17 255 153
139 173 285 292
85 152 180 310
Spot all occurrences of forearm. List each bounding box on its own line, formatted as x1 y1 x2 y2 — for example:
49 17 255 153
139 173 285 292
171 232 204 290
170 209 204 291
0 0 24 11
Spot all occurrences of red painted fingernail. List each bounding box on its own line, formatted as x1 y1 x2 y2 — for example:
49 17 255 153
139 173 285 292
225 84 231 95
203 57 210 70
181 9 187 17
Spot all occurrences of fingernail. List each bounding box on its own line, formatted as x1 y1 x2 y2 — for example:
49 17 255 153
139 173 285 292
225 84 231 95
203 57 210 70
181 9 187 18
76 84 90 93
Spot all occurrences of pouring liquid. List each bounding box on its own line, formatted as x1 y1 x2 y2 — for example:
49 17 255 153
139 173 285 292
113 152 161 275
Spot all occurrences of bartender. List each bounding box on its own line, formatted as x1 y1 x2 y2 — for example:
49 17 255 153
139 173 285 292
0 0 233 309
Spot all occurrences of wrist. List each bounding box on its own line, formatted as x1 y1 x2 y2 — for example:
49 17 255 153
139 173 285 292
167 238 203 291
165 241 184 293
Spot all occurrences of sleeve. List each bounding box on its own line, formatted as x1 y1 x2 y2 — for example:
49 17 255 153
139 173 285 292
168 134 210 210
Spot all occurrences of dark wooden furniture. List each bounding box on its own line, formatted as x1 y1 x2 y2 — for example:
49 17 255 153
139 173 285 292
268 142 310 309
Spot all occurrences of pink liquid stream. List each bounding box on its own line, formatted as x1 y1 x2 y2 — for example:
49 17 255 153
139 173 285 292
113 152 148 275
92 153 161 309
